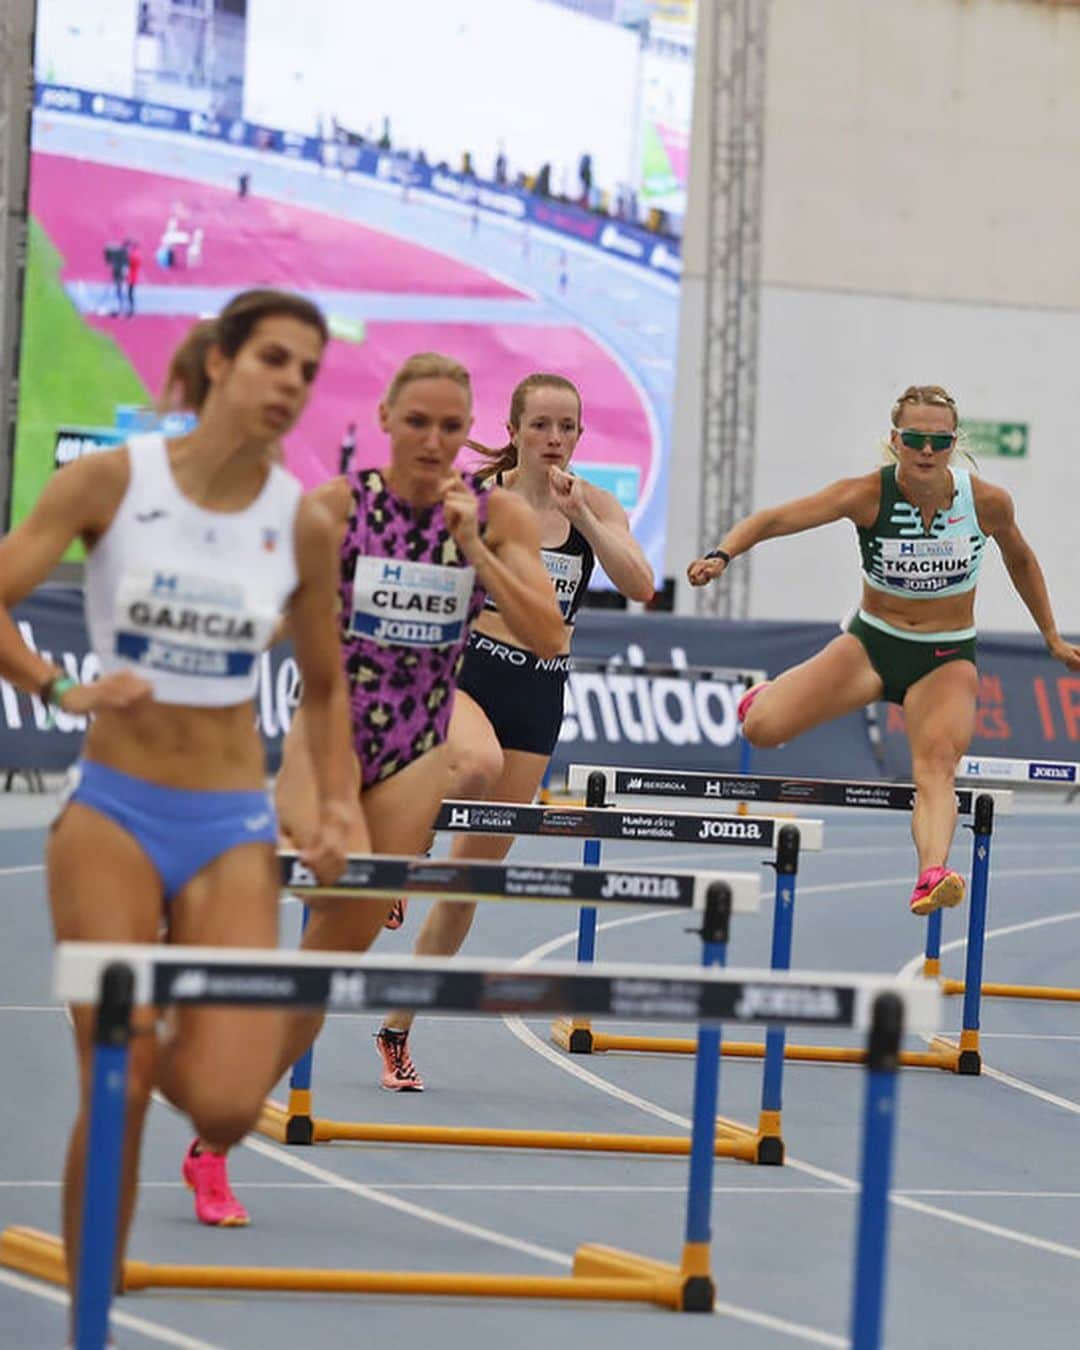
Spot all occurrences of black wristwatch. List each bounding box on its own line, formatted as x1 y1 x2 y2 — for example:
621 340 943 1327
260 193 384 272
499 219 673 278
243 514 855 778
703 548 731 565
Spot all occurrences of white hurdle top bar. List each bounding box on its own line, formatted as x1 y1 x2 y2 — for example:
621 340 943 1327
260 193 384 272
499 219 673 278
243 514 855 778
568 765 1013 816
959 754 1080 786
53 943 942 1035
434 798 825 850
279 853 760 914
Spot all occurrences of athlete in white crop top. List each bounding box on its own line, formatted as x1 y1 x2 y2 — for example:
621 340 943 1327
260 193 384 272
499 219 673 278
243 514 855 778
688 383 1080 919
0 291 359 1328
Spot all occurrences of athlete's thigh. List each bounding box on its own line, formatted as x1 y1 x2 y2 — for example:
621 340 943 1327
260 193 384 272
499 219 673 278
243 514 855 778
364 742 456 855
275 705 363 848
444 690 504 793
448 749 551 863
902 660 978 760
168 843 283 1067
48 804 164 1087
757 633 883 739
48 802 164 943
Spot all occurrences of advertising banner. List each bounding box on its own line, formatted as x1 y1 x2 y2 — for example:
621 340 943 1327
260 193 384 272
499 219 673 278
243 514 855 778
4 598 1076 785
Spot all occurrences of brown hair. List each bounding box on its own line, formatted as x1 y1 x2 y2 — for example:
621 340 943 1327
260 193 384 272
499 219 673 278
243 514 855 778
890 384 958 430
158 318 217 412
468 373 582 482
160 289 330 413
385 352 472 407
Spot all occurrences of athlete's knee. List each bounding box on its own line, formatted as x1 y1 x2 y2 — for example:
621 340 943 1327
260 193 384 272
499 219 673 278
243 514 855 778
186 1087 264 1150
451 738 504 797
742 704 785 749
912 733 963 778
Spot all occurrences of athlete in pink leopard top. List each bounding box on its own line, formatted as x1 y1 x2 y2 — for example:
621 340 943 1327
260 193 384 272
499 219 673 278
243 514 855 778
190 355 563 1218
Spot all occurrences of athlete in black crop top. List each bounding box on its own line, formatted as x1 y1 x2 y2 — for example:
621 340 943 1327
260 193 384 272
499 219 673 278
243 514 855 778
372 374 654 1090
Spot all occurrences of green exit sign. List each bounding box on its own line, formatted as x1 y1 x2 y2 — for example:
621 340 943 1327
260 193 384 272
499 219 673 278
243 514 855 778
961 420 1029 459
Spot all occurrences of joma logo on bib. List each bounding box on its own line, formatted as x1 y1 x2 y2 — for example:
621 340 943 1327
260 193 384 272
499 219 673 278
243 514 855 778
351 557 475 647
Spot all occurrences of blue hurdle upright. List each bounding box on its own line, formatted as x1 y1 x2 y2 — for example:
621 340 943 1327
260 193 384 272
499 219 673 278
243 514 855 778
0 928 934 1350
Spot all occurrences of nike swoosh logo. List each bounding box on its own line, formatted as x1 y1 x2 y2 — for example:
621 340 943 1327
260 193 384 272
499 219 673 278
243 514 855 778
934 648 960 658
134 509 168 523
244 813 272 832
947 516 965 524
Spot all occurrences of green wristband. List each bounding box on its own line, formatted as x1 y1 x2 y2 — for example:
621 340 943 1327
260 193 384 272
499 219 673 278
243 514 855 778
42 675 78 707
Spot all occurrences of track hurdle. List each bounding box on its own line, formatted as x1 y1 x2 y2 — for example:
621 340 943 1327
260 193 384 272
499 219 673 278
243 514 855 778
539 658 767 801
925 753 1080 1005
436 786 824 1162
0 932 941 1348
566 764 1012 1077
264 858 767 1158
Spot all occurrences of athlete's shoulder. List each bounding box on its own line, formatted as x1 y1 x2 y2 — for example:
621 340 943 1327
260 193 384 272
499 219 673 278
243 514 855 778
970 472 1013 533
828 470 882 525
309 473 354 524
47 444 132 534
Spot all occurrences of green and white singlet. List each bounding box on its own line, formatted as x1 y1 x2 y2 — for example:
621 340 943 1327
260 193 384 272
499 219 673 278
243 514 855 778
858 463 987 600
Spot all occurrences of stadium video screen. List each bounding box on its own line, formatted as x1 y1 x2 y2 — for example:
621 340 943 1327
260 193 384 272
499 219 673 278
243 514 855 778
16 0 698 578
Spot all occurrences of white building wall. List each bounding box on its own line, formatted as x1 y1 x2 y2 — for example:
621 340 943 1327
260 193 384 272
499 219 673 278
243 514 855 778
670 0 1080 633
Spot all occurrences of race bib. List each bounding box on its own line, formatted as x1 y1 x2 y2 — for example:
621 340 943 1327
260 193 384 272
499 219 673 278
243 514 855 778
878 538 974 594
113 569 275 678
349 556 475 647
541 549 584 619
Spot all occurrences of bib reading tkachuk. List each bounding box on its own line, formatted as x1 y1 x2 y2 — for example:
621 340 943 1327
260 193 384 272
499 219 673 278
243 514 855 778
858 463 988 600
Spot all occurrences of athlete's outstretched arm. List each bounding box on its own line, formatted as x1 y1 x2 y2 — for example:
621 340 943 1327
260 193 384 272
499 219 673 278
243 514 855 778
687 473 877 587
976 480 1080 670
0 451 151 713
442 477 565 659
550 469 654 601
286 494 362 882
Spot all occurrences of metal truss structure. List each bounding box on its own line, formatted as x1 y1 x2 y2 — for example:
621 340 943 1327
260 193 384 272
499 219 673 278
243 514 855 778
0 0 35 528
696 0 768 618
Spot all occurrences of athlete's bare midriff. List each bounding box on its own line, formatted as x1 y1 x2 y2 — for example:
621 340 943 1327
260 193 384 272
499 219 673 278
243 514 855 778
472 609 574 658
84 701 267 790
859 583 976 635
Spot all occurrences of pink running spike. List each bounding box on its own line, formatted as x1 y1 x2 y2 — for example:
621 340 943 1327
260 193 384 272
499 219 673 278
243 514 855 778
736 680 770 724
384 897 408 930
375 1027 425 1091
909 866 965 917
182 1140 250 1227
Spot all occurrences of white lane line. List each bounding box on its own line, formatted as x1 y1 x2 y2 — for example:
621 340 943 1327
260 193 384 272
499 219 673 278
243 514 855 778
0 1179 841 1195
232 1117 574 1267
709 1299 846 1348
980 1034 1080 1042
0 865 44 877
505 875 1080 1274
0 1267 224 1348
0 1006 63 1013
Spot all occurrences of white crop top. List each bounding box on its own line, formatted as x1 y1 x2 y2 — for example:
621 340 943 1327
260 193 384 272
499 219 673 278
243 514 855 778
84 433 302 707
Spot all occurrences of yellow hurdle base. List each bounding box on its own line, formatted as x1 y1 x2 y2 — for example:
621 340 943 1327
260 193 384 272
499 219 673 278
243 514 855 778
257 1100 762 1160
551 1020 975 1074
941 979 1080 1003
0 1228 714 1311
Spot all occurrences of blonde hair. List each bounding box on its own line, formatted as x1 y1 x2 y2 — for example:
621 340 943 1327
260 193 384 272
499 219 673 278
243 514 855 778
882 383 977 468
890 384 958 430
385 352 472 407
468 373 582 482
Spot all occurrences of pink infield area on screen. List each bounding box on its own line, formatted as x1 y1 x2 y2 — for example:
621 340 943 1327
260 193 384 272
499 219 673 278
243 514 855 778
87 314 655 500
31 152 525 298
